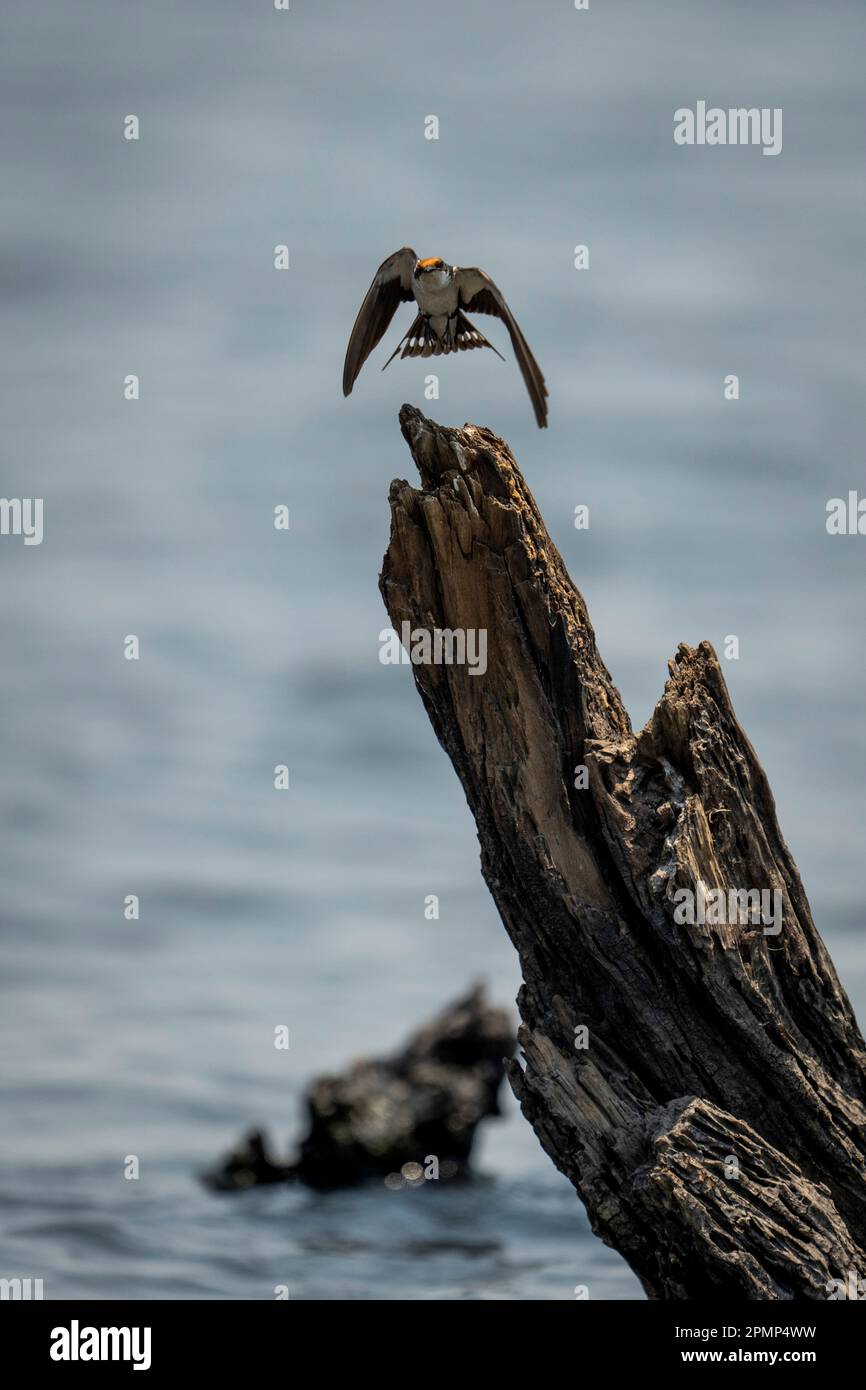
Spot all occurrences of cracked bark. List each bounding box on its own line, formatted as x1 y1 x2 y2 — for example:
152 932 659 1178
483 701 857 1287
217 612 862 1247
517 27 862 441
379 405 866 1300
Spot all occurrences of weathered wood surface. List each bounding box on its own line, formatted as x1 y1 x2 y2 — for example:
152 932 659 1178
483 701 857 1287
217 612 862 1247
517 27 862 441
379 405 866 1298
204 986 513 1192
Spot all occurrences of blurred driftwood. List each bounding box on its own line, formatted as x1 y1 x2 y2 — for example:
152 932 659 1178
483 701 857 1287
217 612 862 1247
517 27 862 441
379 405 866 1299
204 986 512 1192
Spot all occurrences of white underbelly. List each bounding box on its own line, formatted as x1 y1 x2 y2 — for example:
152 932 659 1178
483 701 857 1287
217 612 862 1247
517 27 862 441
414 274 458 316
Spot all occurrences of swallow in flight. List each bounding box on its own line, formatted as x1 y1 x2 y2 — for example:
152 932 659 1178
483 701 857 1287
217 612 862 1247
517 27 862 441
343 247 548 427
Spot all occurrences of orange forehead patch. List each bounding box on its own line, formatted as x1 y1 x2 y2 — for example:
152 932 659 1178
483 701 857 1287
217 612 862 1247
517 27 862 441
418 256 442 268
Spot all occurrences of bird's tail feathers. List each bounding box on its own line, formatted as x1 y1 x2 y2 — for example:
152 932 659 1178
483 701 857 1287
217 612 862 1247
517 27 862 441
382 311 504 370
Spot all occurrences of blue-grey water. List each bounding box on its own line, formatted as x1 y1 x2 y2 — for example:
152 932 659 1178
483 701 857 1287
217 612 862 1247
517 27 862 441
1 0 864 1300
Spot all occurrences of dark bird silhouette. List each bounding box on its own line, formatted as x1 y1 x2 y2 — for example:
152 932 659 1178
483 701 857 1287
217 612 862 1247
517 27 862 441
343 247 548 427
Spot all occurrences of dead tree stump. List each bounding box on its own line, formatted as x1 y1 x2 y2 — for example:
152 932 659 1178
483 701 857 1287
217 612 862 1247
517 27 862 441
379 405 866 1299
203 986 513 1193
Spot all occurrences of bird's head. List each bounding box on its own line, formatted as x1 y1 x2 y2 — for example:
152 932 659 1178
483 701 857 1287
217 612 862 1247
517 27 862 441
415 256 447 278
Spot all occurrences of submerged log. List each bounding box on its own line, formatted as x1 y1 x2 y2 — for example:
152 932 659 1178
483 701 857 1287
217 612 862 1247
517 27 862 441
379 405 866 1299
203 986 513 1192
202 1129 292 1192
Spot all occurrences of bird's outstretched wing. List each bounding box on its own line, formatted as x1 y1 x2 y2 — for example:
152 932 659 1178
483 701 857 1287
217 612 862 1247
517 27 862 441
454 267 548 427
343 248 417 396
